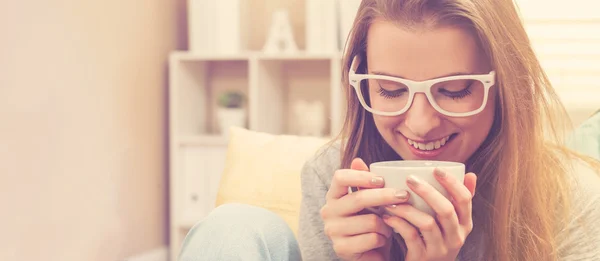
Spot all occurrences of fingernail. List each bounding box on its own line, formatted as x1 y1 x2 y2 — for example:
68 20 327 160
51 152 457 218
382 214 391 220
387 204 397 208
371 176 384 186
394 190 409 200
407 175 422 187
434 169 447 178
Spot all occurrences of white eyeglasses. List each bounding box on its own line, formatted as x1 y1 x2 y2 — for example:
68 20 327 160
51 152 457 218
349 55 496 117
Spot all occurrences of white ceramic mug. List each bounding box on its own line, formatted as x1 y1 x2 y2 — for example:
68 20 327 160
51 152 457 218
366 160 465 216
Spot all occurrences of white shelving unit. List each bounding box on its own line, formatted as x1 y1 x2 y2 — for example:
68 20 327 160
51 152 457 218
169 0 361 258
168 51 345 260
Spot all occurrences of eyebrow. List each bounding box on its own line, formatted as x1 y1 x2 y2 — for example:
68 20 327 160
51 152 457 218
370 70 475 79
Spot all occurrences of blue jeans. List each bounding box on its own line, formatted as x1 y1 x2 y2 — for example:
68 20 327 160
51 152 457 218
178 203 302 261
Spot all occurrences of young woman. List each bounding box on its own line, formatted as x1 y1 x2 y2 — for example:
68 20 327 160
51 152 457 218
298 0 600 260
178 0 600 260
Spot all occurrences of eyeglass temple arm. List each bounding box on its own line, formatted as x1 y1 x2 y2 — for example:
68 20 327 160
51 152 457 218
350 55 360 75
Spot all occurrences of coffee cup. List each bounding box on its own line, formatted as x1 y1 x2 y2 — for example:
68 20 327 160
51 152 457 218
366 160 465 216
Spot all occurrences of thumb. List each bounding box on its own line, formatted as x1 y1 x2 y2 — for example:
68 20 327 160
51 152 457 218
350 158 369 171
464 172 477 197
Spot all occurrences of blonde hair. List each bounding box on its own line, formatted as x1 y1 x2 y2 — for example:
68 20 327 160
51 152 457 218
337 0 599 260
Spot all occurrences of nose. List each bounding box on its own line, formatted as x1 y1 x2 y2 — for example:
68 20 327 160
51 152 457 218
404 93 442 138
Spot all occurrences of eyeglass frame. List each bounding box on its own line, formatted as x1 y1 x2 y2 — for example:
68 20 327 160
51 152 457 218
349 55 497 117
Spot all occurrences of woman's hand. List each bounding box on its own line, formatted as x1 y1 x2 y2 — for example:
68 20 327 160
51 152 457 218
320 158 411 261
382 169 477 261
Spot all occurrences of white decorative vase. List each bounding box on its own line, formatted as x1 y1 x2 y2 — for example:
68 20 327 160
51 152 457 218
214 0 241 54
262 9 299 54
188 0 215 53
188 0 241 54
338 0 362 50
293 100 326 137
305 0 337 53
217 108 246 138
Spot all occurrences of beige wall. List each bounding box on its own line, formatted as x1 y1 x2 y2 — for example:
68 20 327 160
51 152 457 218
0 0 313 260
0 0 186 260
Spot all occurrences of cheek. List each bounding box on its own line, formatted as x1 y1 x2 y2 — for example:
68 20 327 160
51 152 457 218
373 115 402 133
459 98 495 140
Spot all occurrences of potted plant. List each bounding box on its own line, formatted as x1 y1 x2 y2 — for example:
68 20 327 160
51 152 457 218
217 91 246 137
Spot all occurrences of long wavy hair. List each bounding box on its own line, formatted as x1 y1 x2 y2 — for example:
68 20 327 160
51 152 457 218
336 0 599 260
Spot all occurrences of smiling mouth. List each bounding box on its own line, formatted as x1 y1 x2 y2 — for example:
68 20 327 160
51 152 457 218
407 134 457 151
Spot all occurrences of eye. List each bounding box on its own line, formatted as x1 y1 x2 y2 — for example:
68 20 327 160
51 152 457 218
445 88 472 100
376 80 408 99
438 80 474 99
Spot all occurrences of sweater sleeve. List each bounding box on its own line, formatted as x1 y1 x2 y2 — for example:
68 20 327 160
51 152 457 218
298 156 341 261
557 162 600 260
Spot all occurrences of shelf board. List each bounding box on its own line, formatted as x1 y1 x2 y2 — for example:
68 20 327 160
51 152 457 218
170 51 252 61
170 50 343 62
177 135 229 146
256 51 343 61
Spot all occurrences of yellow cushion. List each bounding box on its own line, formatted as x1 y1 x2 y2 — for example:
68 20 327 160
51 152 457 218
215 127 329 235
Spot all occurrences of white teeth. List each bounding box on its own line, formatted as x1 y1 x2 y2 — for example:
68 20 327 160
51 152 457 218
407 135 452 151
425 142 434 150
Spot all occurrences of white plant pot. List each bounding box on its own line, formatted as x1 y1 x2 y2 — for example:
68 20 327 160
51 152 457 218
217 108 246 138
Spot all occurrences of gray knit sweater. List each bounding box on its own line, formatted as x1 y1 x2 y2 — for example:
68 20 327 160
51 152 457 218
298 143 600 261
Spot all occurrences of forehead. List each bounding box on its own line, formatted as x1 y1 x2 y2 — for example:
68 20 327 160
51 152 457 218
365 19 487 81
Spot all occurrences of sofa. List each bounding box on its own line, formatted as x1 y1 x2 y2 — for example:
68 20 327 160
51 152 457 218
214 110 600 235
214 127 329 235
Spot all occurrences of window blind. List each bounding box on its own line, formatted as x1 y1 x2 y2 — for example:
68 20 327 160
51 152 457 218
517 0 600 104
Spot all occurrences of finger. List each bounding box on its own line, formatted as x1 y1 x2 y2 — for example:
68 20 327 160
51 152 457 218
332 233 388 258
384 204 444 250
327 169 385 200
332 188 410 216
434 169 476 226
464 172 477 196
350 158 375 195
406 174 460 236
351 158 369 171
324 214 393 239
382 215 424 261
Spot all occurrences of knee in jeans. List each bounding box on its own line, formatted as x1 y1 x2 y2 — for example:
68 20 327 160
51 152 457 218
207 203 289 232
200 203 297 247
211 203 277 219
180 203 301 261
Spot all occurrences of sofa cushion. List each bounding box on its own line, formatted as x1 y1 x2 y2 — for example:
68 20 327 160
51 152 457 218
215 127 329 235
567 110 600 160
